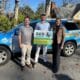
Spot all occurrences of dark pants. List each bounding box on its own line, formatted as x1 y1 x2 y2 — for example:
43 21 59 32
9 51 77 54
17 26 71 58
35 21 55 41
52 43 61 73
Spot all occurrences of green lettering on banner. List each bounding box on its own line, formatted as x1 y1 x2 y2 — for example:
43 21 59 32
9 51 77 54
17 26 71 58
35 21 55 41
33 30 53 45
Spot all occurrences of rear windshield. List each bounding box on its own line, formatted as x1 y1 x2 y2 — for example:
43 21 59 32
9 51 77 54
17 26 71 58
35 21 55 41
63 22 79 30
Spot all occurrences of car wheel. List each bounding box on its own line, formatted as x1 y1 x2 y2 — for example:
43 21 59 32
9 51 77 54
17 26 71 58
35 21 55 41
63 42 76 57
0 46 11 66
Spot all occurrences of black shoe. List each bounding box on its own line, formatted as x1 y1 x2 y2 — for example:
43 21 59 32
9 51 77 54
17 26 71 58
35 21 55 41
52 65 59 73
21 66 25 71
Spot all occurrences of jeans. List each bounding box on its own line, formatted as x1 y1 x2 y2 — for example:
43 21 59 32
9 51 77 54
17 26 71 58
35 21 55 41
35 45 48 63
21 44 32 66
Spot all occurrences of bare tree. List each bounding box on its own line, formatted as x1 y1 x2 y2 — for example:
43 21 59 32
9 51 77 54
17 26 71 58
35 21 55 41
45 0 51 17
0 0 8 14
14 0 19 25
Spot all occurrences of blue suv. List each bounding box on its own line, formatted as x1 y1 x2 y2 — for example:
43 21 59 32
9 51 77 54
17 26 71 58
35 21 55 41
0 19 79 65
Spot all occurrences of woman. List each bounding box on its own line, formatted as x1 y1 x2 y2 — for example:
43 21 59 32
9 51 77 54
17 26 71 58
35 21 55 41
52 18 65 73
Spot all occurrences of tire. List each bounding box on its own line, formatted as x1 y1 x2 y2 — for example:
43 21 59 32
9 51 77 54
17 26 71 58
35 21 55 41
63 42 76 57
0 46 11 66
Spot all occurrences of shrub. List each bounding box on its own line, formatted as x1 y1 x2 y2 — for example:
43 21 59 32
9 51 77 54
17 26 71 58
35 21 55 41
0 15 11 31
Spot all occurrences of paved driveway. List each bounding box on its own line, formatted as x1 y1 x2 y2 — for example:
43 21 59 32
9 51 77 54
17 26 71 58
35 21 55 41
0 49 80 80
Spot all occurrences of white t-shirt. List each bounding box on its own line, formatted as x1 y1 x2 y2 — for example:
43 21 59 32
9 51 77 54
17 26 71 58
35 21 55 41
35 21 50 31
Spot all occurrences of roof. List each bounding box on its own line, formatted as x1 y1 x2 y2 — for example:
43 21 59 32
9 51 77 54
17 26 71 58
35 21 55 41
72 3 80 17
31 18 75 24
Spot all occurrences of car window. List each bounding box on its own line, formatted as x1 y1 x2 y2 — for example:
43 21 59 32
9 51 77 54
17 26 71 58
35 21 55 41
14 23 24 35
30 22 37 30
49 20 66 30
63 22 79 30
49 21 55 28
47 20 55 30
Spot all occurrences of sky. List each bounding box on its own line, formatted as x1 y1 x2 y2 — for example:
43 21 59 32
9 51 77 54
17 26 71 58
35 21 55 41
6 0 63 12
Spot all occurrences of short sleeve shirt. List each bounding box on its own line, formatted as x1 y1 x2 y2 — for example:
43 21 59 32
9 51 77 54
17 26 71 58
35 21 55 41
19 26 33 44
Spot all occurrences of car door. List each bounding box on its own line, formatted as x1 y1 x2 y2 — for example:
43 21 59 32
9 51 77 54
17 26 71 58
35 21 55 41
12 22 36 53
12 27 21 53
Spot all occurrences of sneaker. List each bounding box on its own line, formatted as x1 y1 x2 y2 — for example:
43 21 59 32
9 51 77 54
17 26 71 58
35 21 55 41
26 64 32 68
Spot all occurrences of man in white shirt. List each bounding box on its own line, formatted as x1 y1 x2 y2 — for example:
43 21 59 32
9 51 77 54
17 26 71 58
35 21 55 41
34 14 50 66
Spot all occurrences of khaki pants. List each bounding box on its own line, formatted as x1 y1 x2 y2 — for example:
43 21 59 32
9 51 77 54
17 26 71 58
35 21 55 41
21 44 32 66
